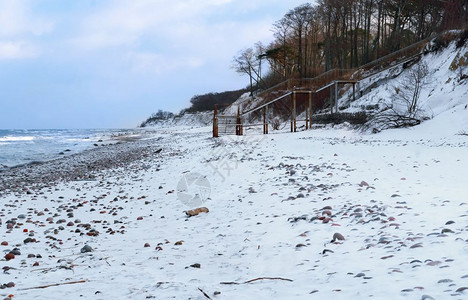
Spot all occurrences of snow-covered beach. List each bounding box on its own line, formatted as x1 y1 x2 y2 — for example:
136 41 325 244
0 122 466 299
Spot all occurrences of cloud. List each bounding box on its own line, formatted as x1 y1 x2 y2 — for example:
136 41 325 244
127 51 204 74
0 41 38 60
0 0 53 61
0 0 54 38
70 0 278 51
66 0 284 78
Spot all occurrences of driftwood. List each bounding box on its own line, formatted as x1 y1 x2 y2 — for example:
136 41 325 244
198 288 213 300
185 207 209 217
220 277 293 285
18 279 88 291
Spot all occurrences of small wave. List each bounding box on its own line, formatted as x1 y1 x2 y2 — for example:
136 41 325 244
65 138 92 142
0 136 35 142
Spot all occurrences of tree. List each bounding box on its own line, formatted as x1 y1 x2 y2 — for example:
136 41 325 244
271 17 292 78
393 61 430 118
284 3 313 78
367 60 430 131
232 46 266 96
234 1 467 91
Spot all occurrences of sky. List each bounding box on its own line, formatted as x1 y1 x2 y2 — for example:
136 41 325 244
0 0 309 129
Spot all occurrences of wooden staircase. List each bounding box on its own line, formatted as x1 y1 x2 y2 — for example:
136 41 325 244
213 34 436 137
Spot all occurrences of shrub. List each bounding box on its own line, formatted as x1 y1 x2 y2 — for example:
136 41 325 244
272 117 281 130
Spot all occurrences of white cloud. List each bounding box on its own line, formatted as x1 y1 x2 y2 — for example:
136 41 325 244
0 41 38 60
67 0 284 77
127 51 204 74
0 0 53 60
0 0 54 38
70 0 278 51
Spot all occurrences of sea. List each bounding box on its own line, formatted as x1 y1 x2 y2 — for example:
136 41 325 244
0 129 140 168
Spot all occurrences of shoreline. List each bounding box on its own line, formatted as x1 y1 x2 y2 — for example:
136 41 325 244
0 130 164 196
0 128 157 170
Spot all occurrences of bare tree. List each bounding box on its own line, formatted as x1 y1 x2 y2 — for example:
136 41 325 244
285 3 313 78
271 17 292 78
367 60 430 131
232 48 260 96
233 1 465 93
392 61 429 118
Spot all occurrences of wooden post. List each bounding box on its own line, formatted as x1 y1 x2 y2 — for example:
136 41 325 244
353 83 356 101
293 92 297 132
330 85 333 114
335 81 338 113
263 106 269 134
308 92 312 129
236 106 242 136
290 93 293 132
239 106 243 135
236 107 239 136
213 105 218 138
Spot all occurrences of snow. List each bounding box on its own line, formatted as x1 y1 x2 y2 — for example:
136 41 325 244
0 118 467 299
142 112 213 128
343 41 468 127
0 40 467 300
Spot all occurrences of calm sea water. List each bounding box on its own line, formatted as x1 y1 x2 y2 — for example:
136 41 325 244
0 129 137 168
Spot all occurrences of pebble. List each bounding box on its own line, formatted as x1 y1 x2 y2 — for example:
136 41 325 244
4 254 14 261
80 245 93 253
9 248 21 255
438 279 453 283
332 232 345 242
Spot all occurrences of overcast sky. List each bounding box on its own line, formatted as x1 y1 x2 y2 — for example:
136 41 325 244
0 0 309 129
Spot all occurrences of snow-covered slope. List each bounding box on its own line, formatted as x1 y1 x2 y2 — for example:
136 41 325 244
342 38 468 134
143 112 213 128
